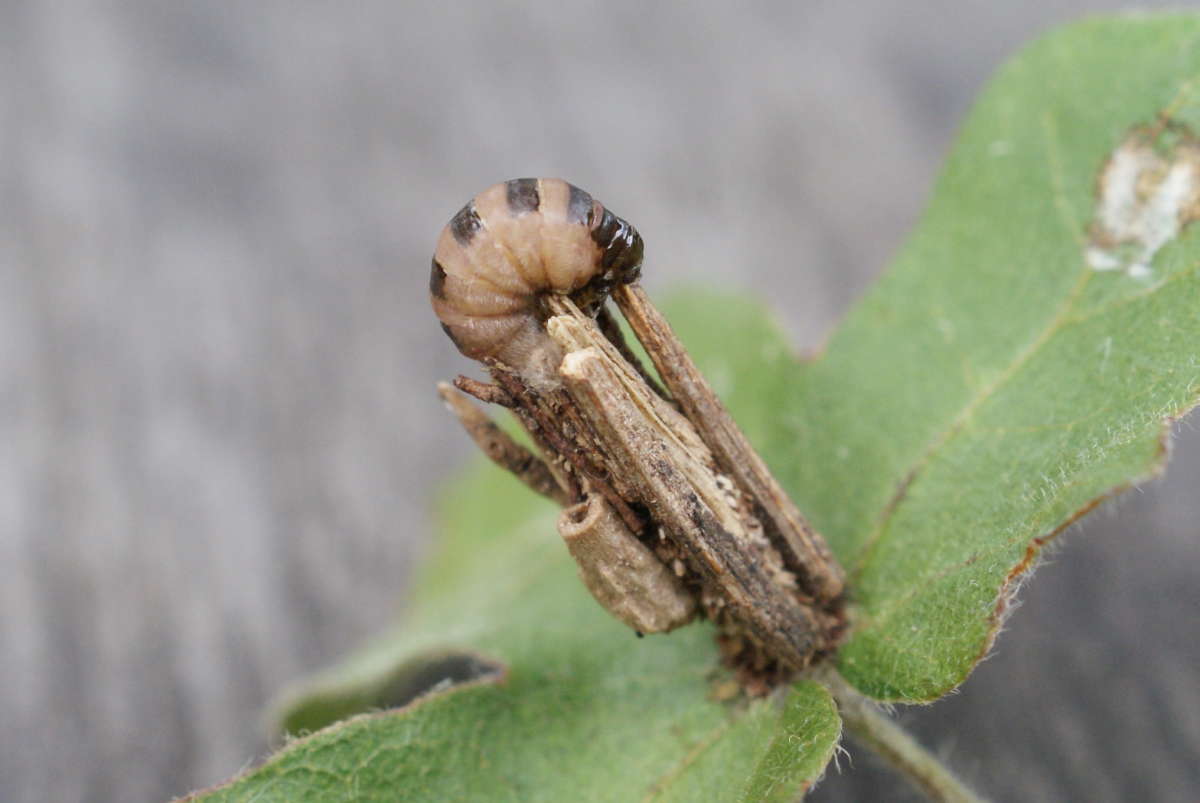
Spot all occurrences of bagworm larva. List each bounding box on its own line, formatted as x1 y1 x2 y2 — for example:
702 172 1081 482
430 178 643 379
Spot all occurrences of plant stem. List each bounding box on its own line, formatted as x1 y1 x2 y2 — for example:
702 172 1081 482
821 670 988 803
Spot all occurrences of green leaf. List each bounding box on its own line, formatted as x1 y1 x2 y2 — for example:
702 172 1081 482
203 679 837 803
186 459 841 802
187 13 1200 800
770 13 1200 701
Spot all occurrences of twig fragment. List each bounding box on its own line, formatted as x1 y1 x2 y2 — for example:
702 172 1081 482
452 375 515 408
437 382 568 505
548 303 833 670
596 304 671 401
558 494 696 634
614 283 845 603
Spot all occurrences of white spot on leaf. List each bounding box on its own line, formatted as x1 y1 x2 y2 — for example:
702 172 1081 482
1088 126 1200 279
1084 246 1121 271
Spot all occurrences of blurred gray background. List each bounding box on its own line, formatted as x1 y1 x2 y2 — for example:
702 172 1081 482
3 2 1197 801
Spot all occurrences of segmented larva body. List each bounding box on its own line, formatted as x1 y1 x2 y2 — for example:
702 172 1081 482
430 178 643 376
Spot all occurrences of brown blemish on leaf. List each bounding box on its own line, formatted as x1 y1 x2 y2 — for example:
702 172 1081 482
975 420 1176 674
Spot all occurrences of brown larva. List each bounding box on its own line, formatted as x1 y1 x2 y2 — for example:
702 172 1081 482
430 178 643 379
434 178 847 675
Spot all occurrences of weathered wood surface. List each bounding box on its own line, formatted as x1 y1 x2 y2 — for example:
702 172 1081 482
3 3 1197 802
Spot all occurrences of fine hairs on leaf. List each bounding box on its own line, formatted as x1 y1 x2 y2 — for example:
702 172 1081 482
183 15 1200 803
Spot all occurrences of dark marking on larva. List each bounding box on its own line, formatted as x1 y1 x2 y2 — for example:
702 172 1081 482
591 208 621 250
449 202 483 246
440 321 464 349
591 207 644 279
566 184 594 225
621 230 644 282
432 178 644 365
505 178 541 215
430 258 448 299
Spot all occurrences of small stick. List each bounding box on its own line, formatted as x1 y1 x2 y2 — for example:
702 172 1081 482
550 313 826 669
558 494 695 634
452 375 515 408
596 304 671 402
613 283 845 603
436 382 569 505
485 366 648 537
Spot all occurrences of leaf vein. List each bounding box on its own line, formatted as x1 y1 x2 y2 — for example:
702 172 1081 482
849 112 1097 578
